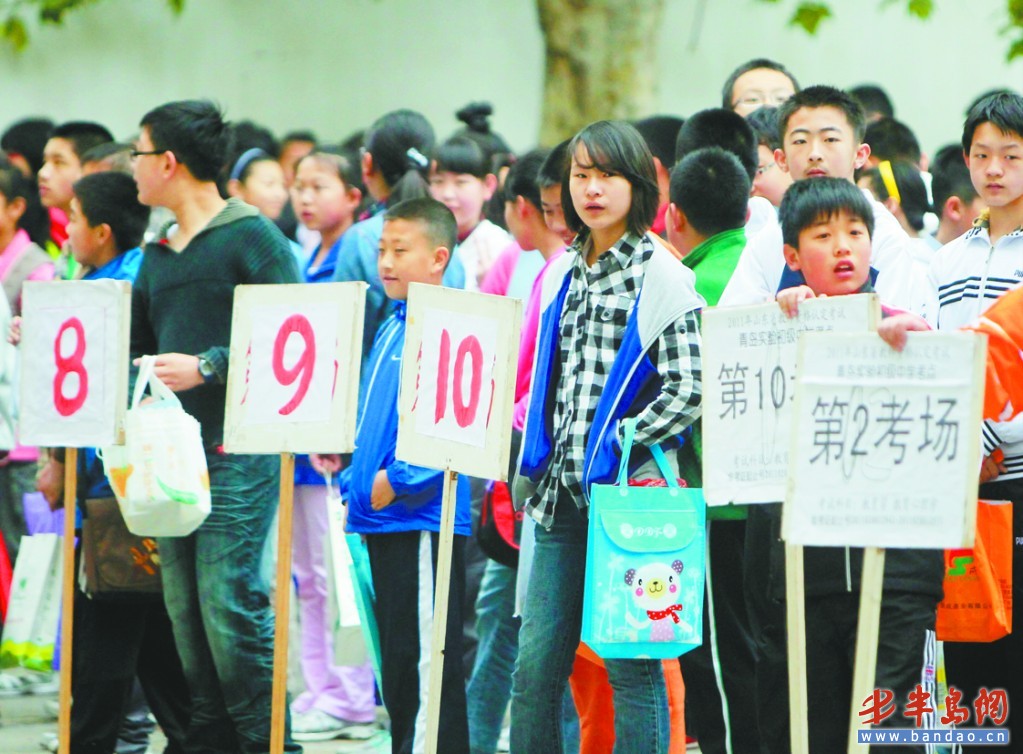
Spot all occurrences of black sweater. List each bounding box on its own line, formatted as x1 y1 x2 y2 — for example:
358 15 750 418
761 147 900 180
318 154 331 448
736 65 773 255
130 199 300 448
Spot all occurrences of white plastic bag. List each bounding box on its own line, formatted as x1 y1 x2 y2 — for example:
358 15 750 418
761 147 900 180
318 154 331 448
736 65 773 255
102 355 211 537
324 473 360 631
0 534 62 671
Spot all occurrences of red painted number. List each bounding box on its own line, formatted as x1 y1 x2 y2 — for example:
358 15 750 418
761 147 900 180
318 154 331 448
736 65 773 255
53 317 88 417
434 328 483 428
272 314 315 416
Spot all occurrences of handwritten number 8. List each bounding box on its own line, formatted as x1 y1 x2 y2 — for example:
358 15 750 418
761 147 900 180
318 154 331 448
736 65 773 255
53 317 88 417
272 314 315 416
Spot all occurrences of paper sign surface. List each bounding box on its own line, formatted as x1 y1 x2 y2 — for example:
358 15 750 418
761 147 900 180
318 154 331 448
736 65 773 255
414 308 498 449
783 332 985 549
224 283 365 454
19 280 130 447
397 284 521 479
701 294 880 505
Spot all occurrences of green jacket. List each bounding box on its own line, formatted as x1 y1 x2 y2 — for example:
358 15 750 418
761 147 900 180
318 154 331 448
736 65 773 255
680 227 747 518
682 227 747 308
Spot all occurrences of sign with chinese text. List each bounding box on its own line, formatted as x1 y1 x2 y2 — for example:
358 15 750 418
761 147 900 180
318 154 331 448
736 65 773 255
19 280 130 447
783 332 985 549
396 284 521 479
223 282 366 453
702 295 880 505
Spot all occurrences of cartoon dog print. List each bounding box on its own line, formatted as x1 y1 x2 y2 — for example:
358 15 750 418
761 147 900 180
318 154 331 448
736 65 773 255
624 559 689 641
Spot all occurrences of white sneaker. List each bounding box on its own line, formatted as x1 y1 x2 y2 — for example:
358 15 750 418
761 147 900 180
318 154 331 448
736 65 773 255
291 709 355 742
335 722 380 741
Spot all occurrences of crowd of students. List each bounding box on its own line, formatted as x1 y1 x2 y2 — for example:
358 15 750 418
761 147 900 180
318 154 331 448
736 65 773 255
0 58 1018 754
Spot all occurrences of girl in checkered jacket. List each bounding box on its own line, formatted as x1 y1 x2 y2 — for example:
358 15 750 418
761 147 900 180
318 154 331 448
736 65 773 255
512 120 703 754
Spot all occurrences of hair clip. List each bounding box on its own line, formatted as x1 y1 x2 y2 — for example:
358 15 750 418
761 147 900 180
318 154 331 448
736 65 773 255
406 147 429 170
877 160 901 205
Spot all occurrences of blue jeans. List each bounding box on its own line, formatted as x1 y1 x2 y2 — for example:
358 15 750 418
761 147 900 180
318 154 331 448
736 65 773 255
468 559 580 754
158 453 300 754
467 559 520 753
510 498 668 754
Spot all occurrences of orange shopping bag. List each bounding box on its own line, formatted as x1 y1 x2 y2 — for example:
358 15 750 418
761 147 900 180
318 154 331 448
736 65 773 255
936 500 1013 642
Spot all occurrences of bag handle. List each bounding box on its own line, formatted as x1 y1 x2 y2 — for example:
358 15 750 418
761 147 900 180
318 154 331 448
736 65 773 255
615 418 679 489
131 355 182 409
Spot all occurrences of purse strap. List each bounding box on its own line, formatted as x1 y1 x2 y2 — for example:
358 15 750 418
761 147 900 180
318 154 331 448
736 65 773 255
131 355 183 410
615 418 679 489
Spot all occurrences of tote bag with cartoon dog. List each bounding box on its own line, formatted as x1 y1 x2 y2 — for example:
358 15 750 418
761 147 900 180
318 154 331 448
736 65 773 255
581 420 706 660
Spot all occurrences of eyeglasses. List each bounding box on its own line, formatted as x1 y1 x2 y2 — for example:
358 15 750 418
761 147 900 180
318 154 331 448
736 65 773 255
130 149 168 160
733 91 793 110
756 162 776 176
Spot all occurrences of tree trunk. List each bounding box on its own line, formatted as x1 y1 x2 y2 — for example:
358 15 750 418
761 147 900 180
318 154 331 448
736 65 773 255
537 0 666 145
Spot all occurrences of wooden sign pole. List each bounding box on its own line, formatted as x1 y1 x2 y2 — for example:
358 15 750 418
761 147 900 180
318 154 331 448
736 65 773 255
846 547 886 753
270 452 296 754
785 543 810 754
424 469 459 754
57 447 78 754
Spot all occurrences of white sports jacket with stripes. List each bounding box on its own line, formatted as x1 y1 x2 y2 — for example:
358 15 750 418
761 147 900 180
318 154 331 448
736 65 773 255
929 221 1023 480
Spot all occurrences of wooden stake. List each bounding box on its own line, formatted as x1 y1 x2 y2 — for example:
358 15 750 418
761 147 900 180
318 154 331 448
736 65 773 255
785 543 809 754
270 452 295 754
425 469 458 754
57 447 77 754
847 547 886 753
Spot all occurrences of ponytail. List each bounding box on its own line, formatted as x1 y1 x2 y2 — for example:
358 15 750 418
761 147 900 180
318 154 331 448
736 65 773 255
364 110 435 203
389 146 431 204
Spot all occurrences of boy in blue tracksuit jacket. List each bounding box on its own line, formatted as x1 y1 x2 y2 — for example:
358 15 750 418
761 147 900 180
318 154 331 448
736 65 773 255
325 198 471 754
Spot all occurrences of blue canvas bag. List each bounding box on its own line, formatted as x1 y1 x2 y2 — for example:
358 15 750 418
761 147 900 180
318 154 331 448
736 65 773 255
581 420 706 659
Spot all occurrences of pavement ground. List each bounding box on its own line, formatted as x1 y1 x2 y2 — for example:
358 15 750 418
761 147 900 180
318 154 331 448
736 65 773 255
0 690 391 753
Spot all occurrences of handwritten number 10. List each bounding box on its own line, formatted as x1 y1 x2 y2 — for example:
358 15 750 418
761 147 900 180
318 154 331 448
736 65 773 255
435 329 483 428
272 314 315 415
53 317 88 417
754 366 786 410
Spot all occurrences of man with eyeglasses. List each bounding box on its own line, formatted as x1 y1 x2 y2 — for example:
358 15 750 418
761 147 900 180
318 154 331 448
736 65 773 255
129 99 302 753
721 58 800 117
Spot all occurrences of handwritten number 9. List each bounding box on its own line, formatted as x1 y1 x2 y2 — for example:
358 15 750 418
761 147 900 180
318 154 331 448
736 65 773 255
272 314 315 415
434 328 483 428
53 317 88 417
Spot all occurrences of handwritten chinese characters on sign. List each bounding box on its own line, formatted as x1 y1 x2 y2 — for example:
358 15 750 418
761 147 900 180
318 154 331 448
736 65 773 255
223 282 366 454
783 332 985 550
396 283 521 480
701 294 880 506
19 280 131 447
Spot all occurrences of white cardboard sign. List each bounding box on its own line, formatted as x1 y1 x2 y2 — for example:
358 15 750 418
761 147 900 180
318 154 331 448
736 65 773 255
224 283 366 454
783 332 985 549
19 280 130 447
701 294 880 505
397 284 521 480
